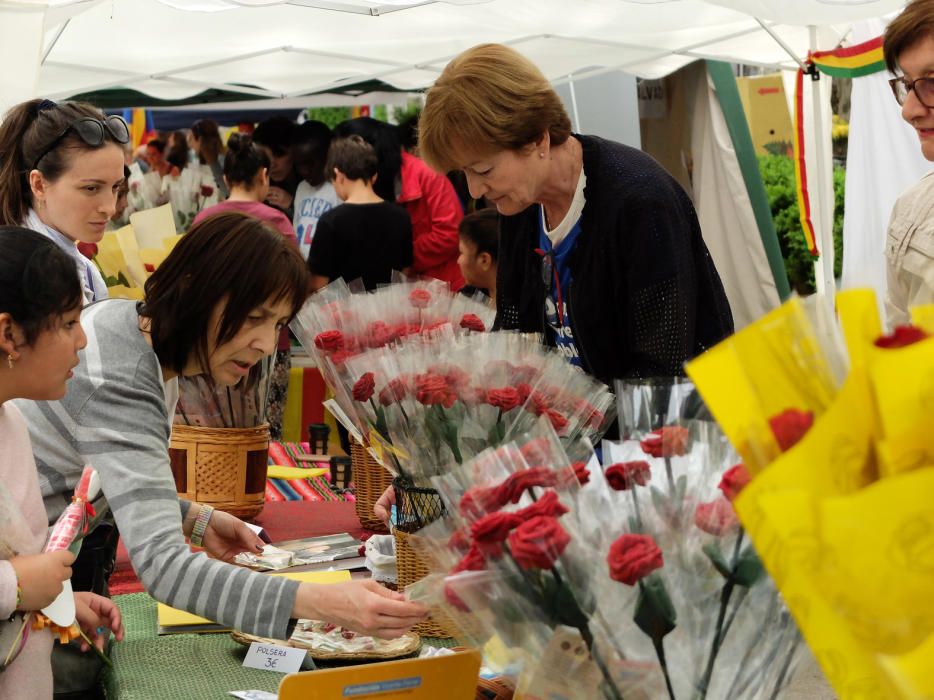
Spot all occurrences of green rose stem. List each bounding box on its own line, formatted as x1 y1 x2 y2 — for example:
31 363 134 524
433 403 463 464
637 577 677 700
664 455 675 493
696 529 746 699
630 486 643 530
506 542 623 700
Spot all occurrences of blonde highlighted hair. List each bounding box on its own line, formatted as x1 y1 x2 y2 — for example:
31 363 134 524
418 44 571 173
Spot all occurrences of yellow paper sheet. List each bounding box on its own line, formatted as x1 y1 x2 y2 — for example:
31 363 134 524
130 203 176 249
266 465 328 480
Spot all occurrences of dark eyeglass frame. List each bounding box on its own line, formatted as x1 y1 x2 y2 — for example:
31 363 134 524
32 115 131 171
888 75 934 108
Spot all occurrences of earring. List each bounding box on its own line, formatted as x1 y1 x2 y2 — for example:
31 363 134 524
6 354 13 370
539 152 545 158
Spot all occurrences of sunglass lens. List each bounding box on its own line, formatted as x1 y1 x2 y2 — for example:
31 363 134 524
72 119 106 147
106 116 130 143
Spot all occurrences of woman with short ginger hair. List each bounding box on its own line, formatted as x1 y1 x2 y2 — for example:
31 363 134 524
419 43 734 384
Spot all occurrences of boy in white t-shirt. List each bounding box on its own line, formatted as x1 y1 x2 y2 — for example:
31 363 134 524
292 121 342 260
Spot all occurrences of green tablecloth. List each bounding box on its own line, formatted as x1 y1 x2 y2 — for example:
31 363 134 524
103 593 458 699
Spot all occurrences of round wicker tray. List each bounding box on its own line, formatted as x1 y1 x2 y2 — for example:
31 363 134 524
230 628 421 661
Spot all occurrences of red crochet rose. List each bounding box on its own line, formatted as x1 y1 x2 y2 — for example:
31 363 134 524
562 461 590 486
499 467 559 504
515 382 533 405
77 241 98 260
414 373 456 408
367 321 395 348
471 512 523 554
487 387 521 413
450 544 486 574
607 533 663 585
544 408 568 432
718 464 751 502
200 184 214 198
459 313 486 332
409 288 432 309
314 330 344 352
329 349 357 369
459 485 506 518
351 372 375 402
694 497 739 536
604 461 651 491
515 490 569 520
507 516 571 571
378 377 408 406
874 325 929 348
529 391 553 416
768 408 813 452
448 528 471 552
518 438 550 465
640 426 689 458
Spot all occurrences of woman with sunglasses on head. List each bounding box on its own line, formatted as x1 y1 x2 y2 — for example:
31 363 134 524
882 0 934 327
0 227 123 700
419 44 733 384
16 212 428 692
0 99 129 305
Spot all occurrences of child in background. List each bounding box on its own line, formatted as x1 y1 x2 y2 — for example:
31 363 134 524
0 227 123 700
293 121 341 261
457 208 499 304
308 135 413 292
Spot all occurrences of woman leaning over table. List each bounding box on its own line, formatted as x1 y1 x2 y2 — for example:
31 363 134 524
418 44 734 381
0 99 129 305
15 212 428 684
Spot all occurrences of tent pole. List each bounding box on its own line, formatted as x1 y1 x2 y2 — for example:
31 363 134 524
808 25 835 298
567 74 581 132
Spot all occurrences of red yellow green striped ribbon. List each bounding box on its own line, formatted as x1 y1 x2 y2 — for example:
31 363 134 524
792 36 885 257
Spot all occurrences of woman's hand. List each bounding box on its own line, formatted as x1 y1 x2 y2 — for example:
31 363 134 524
74 592 124 652
201 509 264 562
294 580 429 639
265 186 293 211
10 550 75 610
374 485 396 526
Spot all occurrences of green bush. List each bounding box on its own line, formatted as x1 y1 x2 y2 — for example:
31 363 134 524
757 154 844 295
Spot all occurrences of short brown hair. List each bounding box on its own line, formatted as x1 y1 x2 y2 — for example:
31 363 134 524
884 0 934 73
326 134 378 182
418 44 571 173
140 211 308 376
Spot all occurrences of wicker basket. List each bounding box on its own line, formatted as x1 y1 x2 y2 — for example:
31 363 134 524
169 424 270 520
394 528 458 639
350 439 393 533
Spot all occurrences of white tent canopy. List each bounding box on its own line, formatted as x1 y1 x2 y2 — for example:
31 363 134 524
4 0 904 106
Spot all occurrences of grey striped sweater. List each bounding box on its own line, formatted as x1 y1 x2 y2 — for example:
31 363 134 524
15 299 298 638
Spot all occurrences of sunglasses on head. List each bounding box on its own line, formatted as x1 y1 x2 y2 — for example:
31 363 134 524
888 75 934 108
32 115 131 171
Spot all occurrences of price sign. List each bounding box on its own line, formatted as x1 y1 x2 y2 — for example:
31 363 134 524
242 642 306 674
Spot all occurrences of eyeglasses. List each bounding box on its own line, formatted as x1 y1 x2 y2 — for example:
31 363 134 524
536 247 565 326
888 75 934 108
32 115 131 170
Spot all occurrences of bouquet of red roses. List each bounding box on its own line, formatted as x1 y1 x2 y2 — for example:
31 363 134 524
292 279 615 485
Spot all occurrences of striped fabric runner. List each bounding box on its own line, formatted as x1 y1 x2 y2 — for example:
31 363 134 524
265 442 353 503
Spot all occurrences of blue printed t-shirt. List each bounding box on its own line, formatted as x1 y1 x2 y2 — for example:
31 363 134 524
539 212 583 368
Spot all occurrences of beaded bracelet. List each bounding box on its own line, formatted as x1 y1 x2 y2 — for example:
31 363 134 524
190 504 215 548
15 582 23 611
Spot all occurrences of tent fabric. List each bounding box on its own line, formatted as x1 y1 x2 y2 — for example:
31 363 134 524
841 18 932 312
8 0 906 112
689 62 781 329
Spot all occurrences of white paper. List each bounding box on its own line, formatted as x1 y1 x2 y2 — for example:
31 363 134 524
41 579 75 627
242 642 306 674
244 522 270 542
228 691 278 700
